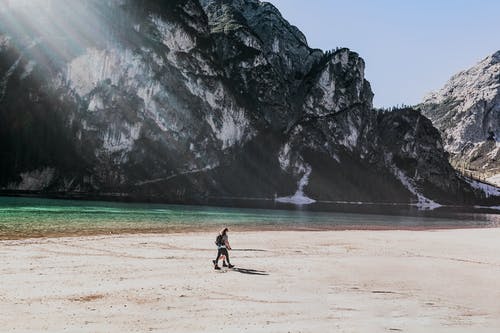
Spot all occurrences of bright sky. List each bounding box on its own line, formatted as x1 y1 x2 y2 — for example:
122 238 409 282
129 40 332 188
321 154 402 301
267 0 500 108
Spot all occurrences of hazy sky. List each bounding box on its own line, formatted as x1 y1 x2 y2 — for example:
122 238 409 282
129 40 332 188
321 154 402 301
267 0 500 108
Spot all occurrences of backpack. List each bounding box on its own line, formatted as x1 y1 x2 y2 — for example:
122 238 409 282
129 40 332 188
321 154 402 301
215 234 223 247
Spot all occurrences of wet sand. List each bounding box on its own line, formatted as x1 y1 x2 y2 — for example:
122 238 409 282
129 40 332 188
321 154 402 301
1 229 500 332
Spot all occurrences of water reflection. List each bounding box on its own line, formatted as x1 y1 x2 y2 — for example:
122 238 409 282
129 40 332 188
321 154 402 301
0 196 498 239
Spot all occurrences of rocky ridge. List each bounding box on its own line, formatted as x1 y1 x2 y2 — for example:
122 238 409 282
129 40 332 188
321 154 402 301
0 0 493 207
421 51 500 186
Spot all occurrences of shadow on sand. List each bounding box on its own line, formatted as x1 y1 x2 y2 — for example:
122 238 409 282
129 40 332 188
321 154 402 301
231 267 269 276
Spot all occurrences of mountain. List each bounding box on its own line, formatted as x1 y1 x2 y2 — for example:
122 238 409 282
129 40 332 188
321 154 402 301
421 51 500 186
0 0 491 207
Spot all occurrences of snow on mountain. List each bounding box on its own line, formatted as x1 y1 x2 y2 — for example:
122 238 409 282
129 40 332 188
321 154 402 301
0 0 493 207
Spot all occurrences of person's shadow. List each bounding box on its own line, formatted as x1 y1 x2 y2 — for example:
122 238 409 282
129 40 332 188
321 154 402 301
231 268 269 276
228 249 269 275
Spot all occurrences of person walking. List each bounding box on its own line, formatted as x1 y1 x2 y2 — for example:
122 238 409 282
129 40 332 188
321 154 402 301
213 227 234 270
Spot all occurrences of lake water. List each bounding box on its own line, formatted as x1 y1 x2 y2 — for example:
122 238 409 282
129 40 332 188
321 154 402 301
0 196 499 239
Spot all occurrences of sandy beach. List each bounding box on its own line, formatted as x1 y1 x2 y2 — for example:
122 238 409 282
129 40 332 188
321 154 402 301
1 229 500 332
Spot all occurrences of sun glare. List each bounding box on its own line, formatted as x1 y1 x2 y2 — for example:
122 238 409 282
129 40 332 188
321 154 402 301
0 0 116 71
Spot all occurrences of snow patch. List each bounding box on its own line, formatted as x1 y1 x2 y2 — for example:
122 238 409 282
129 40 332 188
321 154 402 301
276 166 316 205
465 177 500 198
391 166 442 210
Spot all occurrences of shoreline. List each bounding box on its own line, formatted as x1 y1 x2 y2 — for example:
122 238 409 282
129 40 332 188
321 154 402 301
1 192 499 216
1 228 500 332
1 223 497 241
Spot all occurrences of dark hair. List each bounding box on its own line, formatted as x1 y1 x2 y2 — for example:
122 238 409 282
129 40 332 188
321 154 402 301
220 228 228 235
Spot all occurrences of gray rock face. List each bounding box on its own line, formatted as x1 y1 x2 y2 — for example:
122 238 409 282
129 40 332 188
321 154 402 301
200 0 323 130
376 108 474 206
421 51 500 184
1 0 253 194
0 0 488 205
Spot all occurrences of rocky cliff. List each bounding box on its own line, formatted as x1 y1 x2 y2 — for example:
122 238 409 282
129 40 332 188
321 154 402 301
0 0 490 207
421 51 500 186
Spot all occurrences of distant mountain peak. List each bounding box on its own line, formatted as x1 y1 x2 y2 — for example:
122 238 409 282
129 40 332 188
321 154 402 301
490 49 500 63
421 50 500 186
0 0 491 206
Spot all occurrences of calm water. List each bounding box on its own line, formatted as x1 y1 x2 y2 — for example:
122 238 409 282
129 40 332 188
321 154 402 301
0 196 499 239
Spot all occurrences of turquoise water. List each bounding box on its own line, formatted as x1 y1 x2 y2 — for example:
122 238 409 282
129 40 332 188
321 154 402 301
0 196 498 239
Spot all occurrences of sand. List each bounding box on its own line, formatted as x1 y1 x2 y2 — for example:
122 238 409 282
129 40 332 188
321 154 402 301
1 229 500 332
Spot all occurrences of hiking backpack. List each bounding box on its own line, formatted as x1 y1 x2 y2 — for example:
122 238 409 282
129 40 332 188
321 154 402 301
215 234 223 246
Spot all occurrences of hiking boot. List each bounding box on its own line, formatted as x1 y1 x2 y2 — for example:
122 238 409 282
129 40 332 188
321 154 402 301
222 262 228 267
228 264 235 269
214 265 221 270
